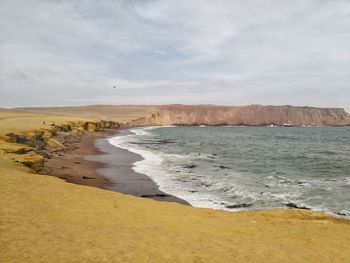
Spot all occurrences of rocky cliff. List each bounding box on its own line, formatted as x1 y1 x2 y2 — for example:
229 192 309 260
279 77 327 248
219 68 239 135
144 105 350 126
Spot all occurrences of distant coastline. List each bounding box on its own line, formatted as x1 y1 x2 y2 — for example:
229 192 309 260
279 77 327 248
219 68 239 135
6 104 350 127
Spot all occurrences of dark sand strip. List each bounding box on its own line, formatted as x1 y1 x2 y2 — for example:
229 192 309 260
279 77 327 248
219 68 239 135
87 129 190 205
39 130 113 188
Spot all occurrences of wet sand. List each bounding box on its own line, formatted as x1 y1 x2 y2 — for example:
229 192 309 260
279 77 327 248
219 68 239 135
87 129 189 205
40 129 189 205
39 130 111 188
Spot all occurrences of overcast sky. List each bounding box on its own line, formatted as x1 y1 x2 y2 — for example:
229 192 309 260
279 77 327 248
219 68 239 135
0 0 349 111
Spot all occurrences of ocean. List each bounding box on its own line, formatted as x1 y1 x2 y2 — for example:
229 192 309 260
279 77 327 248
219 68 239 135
108 126 350 218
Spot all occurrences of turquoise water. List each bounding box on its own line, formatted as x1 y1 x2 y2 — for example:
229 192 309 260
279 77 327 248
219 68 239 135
109 126 350 217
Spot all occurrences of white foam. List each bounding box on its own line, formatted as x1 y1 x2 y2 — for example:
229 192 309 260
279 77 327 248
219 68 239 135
108 127 226 209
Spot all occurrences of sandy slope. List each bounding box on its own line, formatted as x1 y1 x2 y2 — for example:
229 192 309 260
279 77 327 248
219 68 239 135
0 109 350 263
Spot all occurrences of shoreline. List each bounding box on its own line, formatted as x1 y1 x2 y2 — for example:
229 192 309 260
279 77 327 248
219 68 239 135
40 128 190 205
39 126 350 219
89 129 190 205
98 126 350 219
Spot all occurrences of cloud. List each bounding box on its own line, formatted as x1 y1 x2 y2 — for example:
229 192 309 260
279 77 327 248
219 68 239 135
0 0 349 111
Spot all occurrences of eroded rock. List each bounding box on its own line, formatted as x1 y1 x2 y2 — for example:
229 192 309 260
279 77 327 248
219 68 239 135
14 154 44 172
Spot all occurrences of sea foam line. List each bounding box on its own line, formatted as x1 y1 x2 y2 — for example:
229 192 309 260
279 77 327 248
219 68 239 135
108 127 226 209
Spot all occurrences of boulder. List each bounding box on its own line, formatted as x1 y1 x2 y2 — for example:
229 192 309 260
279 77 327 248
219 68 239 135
84 122 98 132
14 154 44 172
46 138 65 148
0 141 34 154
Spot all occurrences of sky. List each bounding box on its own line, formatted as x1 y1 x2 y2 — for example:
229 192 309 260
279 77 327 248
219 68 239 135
0 0 349 111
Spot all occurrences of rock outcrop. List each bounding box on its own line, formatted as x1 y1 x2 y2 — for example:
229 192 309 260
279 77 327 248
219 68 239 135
0 119 121 172
15 154 44 172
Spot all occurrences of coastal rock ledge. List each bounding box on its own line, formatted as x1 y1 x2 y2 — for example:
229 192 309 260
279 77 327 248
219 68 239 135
0 120 120 172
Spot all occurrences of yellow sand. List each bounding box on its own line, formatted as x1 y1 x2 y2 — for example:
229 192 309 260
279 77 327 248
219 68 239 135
0 110 350 263
0 111 91 136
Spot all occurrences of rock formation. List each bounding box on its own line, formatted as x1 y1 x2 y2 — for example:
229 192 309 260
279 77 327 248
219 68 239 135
146 105 350 126
0 119 121 172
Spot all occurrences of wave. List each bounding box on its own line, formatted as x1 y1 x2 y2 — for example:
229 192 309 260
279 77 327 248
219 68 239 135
108 127 225 209
107 127 350 218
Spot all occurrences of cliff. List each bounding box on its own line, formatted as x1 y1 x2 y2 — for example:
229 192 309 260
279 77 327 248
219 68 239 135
151 105 350 126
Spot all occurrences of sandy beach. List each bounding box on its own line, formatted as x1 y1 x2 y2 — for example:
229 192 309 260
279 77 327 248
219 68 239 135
39 130 111 188
40 128 189 205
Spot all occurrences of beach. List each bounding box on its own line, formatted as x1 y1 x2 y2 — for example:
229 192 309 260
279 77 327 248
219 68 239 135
40 128 189 205
39 130 111 188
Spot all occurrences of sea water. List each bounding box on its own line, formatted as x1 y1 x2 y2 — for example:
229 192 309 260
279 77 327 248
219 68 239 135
109 126 350 217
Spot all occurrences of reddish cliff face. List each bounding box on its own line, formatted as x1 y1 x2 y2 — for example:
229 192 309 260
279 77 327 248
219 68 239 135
147 105 350 126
